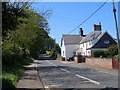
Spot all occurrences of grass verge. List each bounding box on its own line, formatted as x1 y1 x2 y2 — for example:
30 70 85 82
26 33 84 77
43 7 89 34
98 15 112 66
2 57 34 89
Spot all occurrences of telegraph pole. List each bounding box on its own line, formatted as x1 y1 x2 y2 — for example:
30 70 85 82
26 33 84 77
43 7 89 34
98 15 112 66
112 0 120 62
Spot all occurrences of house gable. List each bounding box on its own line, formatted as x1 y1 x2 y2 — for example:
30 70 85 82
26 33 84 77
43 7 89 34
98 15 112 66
92 32 117 49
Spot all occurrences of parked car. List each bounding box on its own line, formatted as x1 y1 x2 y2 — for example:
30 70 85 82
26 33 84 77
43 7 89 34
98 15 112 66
67 55 77 61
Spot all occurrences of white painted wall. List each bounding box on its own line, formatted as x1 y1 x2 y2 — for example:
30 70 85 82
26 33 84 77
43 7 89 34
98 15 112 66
86 50 91 56
61 40 66 57
80 41 93 56
66 44 79 58
61 39 80 58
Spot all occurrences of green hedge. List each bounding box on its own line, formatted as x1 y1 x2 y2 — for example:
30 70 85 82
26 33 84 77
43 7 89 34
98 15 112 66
92 50 108 58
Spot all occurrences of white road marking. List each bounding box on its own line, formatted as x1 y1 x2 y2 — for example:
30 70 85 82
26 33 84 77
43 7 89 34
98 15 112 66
50 62 53 65
47 60 58 67
47 60 53 65
44 86 49 88
75 74 100 85
47 60 100 85
53 64 58 67
61 68 70 73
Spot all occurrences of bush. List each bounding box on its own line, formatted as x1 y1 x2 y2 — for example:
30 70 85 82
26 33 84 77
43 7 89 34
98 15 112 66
49 48 57 60
107 44 118 57
49 44 61 60
92 50 108 58
2 40 24 65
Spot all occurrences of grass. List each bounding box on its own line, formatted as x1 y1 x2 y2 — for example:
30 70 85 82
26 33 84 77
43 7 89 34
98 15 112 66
2 57 34 89
114 54 120 59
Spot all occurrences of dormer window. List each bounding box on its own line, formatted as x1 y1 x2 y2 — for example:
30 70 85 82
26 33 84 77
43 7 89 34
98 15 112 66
104 40 109 44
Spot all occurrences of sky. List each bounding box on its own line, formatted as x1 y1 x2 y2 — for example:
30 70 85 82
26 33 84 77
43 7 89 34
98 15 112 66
32 2 119 45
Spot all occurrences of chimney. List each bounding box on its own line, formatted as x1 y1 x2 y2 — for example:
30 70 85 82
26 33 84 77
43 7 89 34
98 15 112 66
94 22 102 31
80 28 83 36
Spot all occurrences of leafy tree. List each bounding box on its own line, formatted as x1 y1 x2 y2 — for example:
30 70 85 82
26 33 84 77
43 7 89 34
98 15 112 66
2 2 32 36
107 44 118 57
45 38 55 51
54 43 61 54
2 2 57 89
2 2 52 65
49 43 61 60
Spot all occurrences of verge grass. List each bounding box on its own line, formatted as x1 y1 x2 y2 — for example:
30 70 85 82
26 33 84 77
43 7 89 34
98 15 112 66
2 57 34 88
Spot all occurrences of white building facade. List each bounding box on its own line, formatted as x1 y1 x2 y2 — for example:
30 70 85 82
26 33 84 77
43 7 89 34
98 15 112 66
61 23 117 59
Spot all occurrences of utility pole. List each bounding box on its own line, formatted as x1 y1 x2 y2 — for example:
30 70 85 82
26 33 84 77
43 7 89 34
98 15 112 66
112 0 120 62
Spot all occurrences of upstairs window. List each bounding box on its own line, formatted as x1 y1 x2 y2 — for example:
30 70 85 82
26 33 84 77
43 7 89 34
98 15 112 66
104 40 109 44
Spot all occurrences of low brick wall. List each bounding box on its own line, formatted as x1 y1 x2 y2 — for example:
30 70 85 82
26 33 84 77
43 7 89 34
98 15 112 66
74 57 79 63
86 58 119 69
56 57 65 61
74 57 85 63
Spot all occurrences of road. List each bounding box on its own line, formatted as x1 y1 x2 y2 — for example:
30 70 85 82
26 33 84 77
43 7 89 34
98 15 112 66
37 55 118 89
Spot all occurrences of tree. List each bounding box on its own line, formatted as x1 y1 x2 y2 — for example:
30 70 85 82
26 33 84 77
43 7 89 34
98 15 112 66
2 2 32 36
49 43 61 60
107 44 118 57
2 2 52 65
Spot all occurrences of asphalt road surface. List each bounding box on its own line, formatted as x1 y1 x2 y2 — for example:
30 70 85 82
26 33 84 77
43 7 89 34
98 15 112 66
37 55 118 89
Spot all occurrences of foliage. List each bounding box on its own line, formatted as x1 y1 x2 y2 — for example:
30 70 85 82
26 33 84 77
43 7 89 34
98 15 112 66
2 57 33 88
114 54 120 59
49 43 61 60
2 2 32 36
2 40 24 65
92 44 119 58
45 38 55 51
107 44 118 57
2 8 51 65
92 50 108 58
49 48 56 60
2 2 54 88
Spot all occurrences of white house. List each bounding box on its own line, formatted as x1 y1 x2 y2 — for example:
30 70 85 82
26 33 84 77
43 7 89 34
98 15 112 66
61 28 85 59
79 23 117 56
61 23 117 59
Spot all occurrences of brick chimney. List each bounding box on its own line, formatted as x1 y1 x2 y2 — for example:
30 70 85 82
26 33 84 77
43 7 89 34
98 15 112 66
94 22 101 31
80 28 83 36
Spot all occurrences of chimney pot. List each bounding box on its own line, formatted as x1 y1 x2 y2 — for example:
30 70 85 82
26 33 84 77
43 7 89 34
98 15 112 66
94 23 101 31
80 28 83 36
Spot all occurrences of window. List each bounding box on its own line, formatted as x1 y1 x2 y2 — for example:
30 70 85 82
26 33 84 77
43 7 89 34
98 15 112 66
104 40 109 44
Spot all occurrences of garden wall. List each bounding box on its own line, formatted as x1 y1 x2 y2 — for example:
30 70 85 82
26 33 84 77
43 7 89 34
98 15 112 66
74 57 85 63
86 58 119 69
56 57 65 61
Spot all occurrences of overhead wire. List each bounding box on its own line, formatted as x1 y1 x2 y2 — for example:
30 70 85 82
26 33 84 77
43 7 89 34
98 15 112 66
67 0 109 35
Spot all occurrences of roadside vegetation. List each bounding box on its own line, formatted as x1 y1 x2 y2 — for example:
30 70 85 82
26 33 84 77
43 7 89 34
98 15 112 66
49 43 61 60
2 2 60 88
92 44 119 58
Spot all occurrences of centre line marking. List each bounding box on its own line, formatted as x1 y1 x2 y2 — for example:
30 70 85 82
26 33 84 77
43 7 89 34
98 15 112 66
53 64 58 67
61 68 70 73
47 60 58 67
75 74 100 85
50 62 53 65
